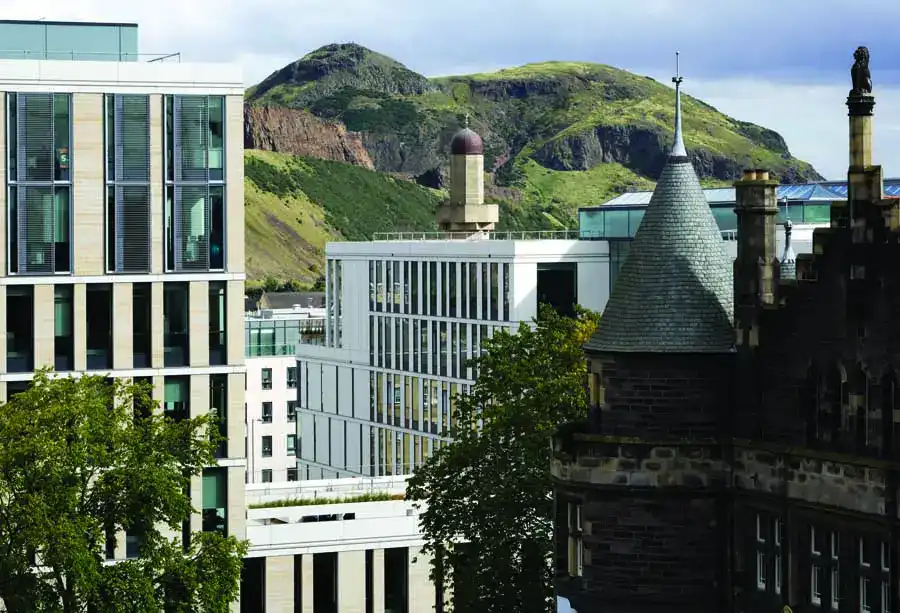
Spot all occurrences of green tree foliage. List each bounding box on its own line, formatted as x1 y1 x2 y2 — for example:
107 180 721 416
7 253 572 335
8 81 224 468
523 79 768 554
0 371 248 612
407 305 600 613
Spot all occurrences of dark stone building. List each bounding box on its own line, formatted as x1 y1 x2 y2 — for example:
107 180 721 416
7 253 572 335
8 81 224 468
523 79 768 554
553 48 899 613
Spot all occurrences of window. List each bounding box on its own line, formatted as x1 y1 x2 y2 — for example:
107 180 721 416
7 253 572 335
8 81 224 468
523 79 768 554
163 283 189 367
6 286 34 372
132 283 151 368
209 282 226 365
163 377 189 421
287 366 297 389
287 467 298 482
262 402 273 423
85 284 112 370
567 502 583 577
261 469 272 483
201 467 227 536
104 94 151 273
261 436 272 457
261 368 272 390
287 400 297 422
287 435 297 456
163 95 226 272
7 93 72 274
831 533 840 610
54 285 73 371
210 374 228 458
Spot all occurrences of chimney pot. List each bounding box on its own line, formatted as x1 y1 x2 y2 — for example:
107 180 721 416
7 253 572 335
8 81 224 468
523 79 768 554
742 169 756 181
756 169 770 181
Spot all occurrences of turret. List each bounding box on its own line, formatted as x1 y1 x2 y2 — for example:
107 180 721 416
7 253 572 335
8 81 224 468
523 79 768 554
435 116 498 233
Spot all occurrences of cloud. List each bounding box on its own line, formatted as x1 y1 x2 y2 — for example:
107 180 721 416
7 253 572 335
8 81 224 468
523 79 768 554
4 0 900 179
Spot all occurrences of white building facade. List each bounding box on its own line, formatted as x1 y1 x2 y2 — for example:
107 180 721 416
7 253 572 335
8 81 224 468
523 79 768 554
294 234 610 480
245 306 324 483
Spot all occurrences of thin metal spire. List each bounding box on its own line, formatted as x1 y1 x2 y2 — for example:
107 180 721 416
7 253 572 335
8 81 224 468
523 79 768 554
464 113 470 128
670 51 687 157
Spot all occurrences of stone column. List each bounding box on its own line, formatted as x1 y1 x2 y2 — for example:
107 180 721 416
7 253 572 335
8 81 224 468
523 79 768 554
265 555 295 613
372 549 385 613
338 550 366 612
301 554 314 613
408 547 436 613
848 93 875 169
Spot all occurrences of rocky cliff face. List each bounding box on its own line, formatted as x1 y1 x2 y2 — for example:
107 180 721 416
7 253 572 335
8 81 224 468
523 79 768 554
244 105 373 169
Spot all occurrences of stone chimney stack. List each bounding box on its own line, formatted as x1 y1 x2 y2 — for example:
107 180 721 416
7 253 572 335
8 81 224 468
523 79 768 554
436 117 499 234
733 169 779 346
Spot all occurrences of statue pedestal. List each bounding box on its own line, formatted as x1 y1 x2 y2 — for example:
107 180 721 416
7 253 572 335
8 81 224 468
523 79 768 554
847 93 875 117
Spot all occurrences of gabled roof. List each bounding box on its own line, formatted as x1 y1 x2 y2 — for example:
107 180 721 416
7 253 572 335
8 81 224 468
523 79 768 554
585 71 734 354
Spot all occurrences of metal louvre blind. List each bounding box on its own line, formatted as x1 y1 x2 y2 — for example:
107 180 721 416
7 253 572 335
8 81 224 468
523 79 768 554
17 186 55 274
16 93 54 182
112 94 151 272
174 184 210 271
174 96 209 183
16 93 55 274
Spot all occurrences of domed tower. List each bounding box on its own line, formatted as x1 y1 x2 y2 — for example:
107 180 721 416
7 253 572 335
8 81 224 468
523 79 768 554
435 116 498 233
553 55 735 613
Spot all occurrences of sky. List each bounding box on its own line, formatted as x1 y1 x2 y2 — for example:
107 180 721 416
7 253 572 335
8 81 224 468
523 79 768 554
6 0 900 180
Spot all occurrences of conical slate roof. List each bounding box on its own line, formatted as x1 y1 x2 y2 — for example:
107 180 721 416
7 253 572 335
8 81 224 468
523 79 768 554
585 67 734 354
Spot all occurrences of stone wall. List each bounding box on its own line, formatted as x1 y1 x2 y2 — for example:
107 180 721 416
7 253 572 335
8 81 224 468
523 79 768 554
590 353 731 440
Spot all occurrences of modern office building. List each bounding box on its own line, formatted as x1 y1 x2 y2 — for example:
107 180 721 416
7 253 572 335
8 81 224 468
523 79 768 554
0 18 246 566
245 301 325 483
294 124 611 480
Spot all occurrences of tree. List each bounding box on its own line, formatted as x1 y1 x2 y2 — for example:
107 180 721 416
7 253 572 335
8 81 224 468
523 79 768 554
0 370 248 612
407 305 600 613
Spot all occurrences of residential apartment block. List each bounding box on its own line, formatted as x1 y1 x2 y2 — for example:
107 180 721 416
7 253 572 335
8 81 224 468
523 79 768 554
0 18 246 562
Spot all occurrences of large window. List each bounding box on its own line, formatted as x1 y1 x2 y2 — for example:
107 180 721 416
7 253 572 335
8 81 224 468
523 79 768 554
201 467 226 536
86 284 112 370
209 282 226 365
7 93 72 274
163 376 189 421
210 374 228 459
6 286 33 372
54 285 74 371
163 95 226 272
132 283 151 368
105 94 151 273
163 283 189 367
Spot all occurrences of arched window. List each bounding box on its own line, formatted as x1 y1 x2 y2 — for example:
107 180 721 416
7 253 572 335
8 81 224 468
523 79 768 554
850 364 879 454
881 371 898 457
805 364 819 445
817 365 843 445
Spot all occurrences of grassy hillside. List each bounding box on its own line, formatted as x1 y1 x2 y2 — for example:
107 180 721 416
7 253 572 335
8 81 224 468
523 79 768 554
244 150 442 281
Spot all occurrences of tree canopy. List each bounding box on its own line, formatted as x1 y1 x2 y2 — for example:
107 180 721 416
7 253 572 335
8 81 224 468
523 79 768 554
0 371 248 613
407 305 600 613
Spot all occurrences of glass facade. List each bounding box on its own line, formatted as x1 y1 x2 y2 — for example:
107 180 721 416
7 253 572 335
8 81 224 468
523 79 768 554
0 21 138 61
164 95 226 272
105 94 151 273
579 201 832 240
245 317 324 357
6 93 72 275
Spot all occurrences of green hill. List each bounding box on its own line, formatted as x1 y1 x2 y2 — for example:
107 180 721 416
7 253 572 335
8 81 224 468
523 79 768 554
244 44 823 281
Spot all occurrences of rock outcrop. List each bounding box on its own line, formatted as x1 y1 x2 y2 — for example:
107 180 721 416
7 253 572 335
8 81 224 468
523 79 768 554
243 105 374 169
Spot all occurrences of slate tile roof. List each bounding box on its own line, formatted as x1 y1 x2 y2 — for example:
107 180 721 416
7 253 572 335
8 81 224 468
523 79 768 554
585 156 735 354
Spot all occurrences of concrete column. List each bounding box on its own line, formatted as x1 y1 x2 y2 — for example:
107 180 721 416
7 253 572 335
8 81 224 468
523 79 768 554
72 283 87 372
150 282 164 368
0 286 7 373
112 282 134 370
226 465 246 540
227 372 245 460
226 280 244 366
409 547 436 613
72 93 105 276
149 94 164 275
0 98 6 275
33 284 55 369
302 554 314 613
373 549 385 613
225 94 245 274
265 555 295 613
189 374 209 534
189 280 209 368
338 550 366 613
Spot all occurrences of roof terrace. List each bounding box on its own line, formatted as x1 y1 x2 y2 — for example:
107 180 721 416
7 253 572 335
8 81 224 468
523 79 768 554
0 19 179 62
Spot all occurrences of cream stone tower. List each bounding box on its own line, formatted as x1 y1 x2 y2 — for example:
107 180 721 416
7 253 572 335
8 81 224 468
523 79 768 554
435 116 499 233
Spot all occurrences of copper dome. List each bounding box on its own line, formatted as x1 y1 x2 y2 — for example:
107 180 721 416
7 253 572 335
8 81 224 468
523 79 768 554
450 127 484 155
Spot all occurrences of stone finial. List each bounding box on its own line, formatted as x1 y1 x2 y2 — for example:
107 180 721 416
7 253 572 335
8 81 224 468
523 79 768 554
670 51 687 158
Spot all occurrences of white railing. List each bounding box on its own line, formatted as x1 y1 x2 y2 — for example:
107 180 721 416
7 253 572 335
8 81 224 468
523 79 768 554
245 475 409 506
372 230 579 241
